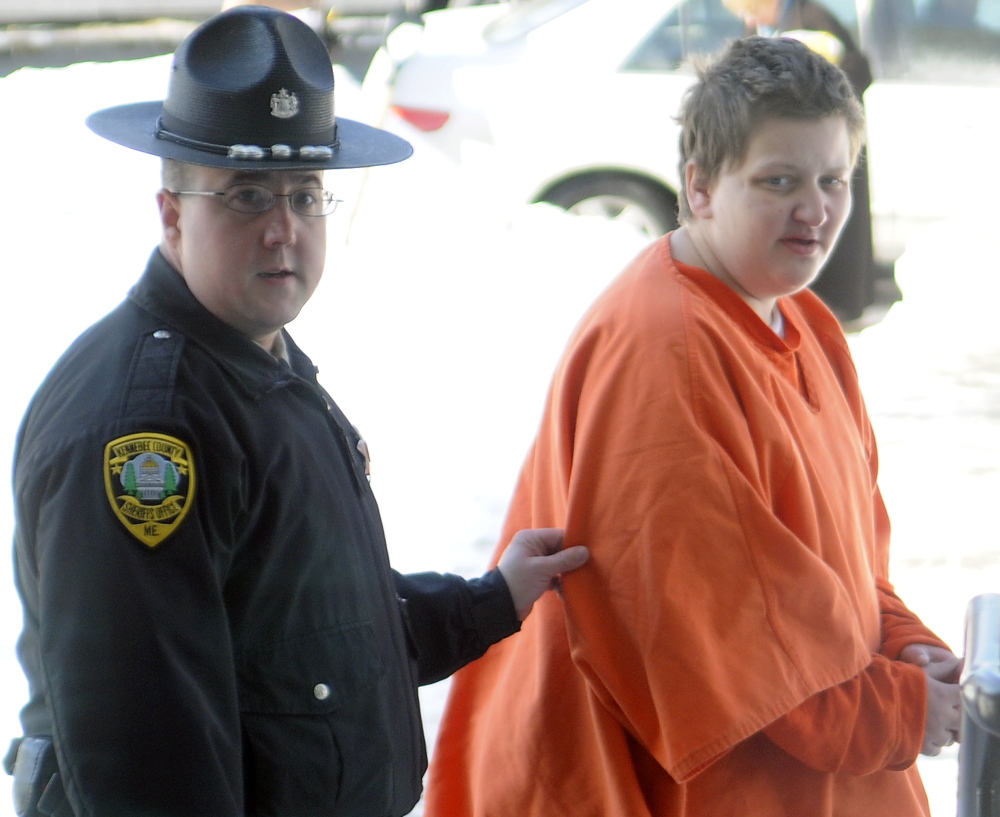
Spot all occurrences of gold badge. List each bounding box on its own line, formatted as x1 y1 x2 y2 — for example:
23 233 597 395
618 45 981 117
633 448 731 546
104 433 195 548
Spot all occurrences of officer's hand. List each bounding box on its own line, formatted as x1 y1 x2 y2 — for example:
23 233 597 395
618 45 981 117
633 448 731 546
497 529 589 621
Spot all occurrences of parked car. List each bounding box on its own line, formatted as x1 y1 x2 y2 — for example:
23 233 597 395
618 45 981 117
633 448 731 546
363 0 1000 318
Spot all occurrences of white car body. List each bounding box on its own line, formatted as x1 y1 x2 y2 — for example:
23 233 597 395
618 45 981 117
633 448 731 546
364 0 1000 268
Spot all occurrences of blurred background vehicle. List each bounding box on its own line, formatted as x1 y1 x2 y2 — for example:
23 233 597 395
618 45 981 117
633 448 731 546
0 0 486 78
0 1 220 23
0 0 462 24
362 0 1000 322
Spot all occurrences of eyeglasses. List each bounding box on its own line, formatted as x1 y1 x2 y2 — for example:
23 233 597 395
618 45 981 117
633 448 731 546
169 184 342 217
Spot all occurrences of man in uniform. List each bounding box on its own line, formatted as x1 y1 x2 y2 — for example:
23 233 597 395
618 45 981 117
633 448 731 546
4 7 587 817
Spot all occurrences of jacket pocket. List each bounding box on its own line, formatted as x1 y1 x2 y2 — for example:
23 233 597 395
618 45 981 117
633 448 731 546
238 623 394 816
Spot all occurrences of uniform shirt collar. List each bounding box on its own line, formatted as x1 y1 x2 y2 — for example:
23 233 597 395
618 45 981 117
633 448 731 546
128 249 318 397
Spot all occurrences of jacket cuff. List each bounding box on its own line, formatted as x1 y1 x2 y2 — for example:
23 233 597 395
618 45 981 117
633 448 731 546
467 568 521 648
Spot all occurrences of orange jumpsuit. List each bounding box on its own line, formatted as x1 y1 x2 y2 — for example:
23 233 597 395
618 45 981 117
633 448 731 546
425 235 948 817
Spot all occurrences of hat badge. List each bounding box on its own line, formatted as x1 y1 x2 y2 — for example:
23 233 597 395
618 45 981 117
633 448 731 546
270 88 300 119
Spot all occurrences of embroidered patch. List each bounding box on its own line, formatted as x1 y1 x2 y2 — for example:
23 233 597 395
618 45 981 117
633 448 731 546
104 433 195 548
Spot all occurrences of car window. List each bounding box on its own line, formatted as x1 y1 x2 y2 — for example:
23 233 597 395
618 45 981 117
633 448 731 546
621 0 745 70
868 0 1000 82
622 0 1000 83
621 0 861 71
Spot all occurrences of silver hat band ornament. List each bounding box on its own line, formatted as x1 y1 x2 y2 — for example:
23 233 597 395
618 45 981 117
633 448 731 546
155 117 339 162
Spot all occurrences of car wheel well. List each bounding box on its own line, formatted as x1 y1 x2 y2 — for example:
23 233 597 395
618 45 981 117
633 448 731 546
534 171 680 236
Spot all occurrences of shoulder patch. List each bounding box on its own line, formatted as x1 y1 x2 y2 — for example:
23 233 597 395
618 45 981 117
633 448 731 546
104 433 195 548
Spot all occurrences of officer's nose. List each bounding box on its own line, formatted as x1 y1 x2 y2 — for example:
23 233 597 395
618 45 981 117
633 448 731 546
262 197 297 247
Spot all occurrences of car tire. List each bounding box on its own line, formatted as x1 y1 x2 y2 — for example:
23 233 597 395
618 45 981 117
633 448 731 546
539 174 679 238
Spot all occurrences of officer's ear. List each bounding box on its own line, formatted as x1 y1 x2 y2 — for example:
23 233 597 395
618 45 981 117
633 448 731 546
157 189 184 268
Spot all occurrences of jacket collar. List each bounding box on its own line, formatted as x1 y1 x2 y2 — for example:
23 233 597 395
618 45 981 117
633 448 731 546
128 249 319 398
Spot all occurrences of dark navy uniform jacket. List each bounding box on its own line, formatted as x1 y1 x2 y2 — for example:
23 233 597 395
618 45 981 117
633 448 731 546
11 250 519 817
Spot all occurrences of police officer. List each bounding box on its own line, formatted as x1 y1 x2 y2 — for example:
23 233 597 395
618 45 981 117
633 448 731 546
4 7 588 816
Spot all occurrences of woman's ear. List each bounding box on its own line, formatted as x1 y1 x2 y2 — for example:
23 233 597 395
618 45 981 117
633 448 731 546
685 160 714 219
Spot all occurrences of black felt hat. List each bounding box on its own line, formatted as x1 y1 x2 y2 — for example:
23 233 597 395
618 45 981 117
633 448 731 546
86 6 412 170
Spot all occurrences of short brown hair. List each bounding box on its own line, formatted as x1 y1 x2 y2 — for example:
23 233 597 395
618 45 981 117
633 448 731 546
676 36 865 223
161 158 191 191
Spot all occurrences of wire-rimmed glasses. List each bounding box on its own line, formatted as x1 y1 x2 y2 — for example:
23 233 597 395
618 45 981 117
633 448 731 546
170 184 342 217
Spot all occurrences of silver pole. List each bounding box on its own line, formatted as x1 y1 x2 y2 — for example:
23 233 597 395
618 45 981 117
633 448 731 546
958 593 1000 817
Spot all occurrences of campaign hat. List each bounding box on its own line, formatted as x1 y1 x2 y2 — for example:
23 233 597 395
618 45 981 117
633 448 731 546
86 6 412 170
